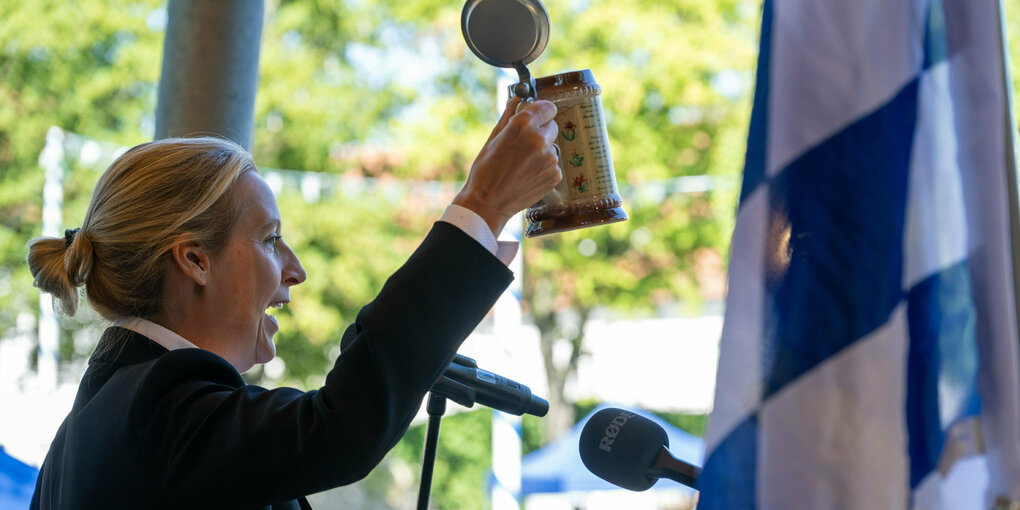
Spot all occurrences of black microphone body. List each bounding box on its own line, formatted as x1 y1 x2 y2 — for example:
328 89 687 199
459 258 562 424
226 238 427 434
433 354 549 417
339 327 547 417
579 407 701 491
651 445 699 488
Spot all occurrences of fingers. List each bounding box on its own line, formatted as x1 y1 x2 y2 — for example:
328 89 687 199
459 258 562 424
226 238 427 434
496 100 558 159
525 141 560 181
540 117 559 144
486 97 523 145
488 99 559 148
542 145 562 181
511 100 557 129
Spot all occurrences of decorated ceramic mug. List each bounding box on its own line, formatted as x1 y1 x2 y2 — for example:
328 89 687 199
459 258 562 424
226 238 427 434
517 69 628 237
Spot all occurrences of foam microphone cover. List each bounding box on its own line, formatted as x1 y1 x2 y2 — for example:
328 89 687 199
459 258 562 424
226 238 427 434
579 408 668 491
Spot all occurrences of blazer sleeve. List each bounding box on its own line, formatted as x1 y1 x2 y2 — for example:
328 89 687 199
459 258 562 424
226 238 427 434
130 221 513 508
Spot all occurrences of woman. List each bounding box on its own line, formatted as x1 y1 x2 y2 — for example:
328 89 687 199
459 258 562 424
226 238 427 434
27 97 560 509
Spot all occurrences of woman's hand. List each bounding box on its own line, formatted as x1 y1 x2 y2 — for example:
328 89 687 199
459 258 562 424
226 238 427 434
453 97 561 236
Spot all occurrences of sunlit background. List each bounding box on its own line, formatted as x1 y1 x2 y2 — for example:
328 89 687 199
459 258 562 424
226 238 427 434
2 1 1020 508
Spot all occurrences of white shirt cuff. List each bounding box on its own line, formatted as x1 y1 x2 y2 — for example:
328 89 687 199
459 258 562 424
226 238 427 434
440 204 519 266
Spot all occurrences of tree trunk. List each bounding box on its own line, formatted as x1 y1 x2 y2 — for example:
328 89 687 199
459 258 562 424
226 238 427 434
536 305 591 443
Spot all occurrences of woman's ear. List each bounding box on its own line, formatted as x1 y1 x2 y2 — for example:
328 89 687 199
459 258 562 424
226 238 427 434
170 242 211 286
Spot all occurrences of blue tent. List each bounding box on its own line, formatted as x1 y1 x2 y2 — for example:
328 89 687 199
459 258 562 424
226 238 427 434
0 446 39 509
518 404 704 496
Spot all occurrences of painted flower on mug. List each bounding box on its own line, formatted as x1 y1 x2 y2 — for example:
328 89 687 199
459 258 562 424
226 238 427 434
561 121 577 141
573 174 589 193
569 150 584 168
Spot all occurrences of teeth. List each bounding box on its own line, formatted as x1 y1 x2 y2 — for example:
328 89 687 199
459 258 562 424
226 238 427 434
269 302 285 309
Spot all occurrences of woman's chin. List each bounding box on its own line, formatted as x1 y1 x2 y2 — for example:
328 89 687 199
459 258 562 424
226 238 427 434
256 313 279 364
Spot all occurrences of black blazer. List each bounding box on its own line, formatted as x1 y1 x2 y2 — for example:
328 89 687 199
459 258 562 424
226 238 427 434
30 222 513 509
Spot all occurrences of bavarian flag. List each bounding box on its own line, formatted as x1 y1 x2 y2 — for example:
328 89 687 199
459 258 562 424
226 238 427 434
700 1 1020 508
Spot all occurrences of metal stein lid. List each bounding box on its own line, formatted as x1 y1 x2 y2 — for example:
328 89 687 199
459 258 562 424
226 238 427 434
462 0 549 98
461 0 549 68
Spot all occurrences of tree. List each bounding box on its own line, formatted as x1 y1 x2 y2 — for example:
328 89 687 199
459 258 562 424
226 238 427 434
0 0 164 346
515 0 760 441
258 0 764 444
1009 0 1020 122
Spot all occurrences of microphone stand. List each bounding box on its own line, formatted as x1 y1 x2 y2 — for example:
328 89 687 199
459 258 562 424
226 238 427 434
416 392 447 510
417 363 479 510
415 354 547 509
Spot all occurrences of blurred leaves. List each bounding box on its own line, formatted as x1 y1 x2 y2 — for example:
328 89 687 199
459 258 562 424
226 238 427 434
266 179 445 387
0 0 162 334
1 0 756 380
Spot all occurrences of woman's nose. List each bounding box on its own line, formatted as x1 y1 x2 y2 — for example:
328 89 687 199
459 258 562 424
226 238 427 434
282 242 307 286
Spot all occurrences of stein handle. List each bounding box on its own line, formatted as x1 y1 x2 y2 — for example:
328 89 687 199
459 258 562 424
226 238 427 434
515 96 534 114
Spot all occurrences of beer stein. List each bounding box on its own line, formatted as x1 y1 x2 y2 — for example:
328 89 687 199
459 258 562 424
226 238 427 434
519 70 627 236
462 0 627 237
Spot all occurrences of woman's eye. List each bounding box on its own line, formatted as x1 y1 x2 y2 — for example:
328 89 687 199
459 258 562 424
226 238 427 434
266 235 282 246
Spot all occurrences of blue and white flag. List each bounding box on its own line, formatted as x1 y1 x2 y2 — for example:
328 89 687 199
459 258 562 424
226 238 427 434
701 1 1020 508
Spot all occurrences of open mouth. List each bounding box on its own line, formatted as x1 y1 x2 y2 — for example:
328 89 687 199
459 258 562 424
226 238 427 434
265 301 288 327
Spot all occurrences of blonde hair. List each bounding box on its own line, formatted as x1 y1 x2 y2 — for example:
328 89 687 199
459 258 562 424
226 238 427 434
27 137 255 319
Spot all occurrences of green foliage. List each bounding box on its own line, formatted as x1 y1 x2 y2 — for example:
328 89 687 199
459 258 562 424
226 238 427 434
657 411 709 439
264 177 448 388
256 1 419 173
1 0 756 392
0 0 162 335
574 399 707 439
518 0 757 442
390 409 493 510
1008 0 1020 123
255 0 496 179
522 413 545 455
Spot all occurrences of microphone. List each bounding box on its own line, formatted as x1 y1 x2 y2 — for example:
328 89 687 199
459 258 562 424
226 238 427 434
579 407 701 491
432 354 549 417
339 326 548 417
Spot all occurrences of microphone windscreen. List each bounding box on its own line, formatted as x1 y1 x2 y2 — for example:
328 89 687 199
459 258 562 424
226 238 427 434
578 408 668 491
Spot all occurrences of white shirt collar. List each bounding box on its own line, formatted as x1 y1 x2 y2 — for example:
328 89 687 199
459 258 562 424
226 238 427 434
112 316 199 351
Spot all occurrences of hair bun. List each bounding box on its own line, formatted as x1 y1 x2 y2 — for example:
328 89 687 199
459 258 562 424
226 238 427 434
64 228 93 289
64 228 80 247
27 233 85 316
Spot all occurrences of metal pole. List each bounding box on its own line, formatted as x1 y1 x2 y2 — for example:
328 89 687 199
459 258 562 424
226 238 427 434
993 1 1020 503
997 0 1020 335
417 393 447 510
490 68 524 510
37 127 66 391
154 0 265 150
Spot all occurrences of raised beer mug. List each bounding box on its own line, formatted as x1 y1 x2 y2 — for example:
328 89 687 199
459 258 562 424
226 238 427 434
462 0 627 237
518 70 627 237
